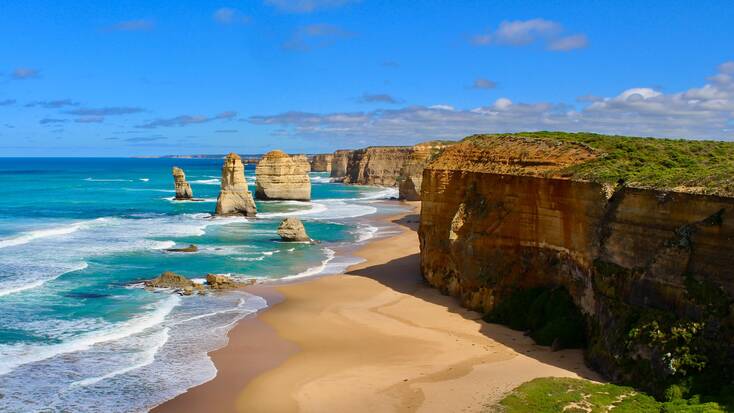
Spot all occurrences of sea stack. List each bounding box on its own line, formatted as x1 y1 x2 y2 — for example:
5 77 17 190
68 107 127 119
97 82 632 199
310 154 333 173
330 149 352 180
277 217 310 242
255 150 311 201
215 153 257 216
172 167 193 200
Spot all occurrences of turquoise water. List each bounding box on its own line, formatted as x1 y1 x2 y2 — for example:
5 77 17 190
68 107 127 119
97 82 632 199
0 158 399 412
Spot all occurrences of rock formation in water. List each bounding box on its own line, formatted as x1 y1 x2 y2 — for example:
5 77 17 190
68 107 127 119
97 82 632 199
330 150 353 180
418 132 734 397
255 150 311 201
165 244 198 253
215 153 257 216
206 273 250 290
310 154 333 173
172 167 193 200
277 217 310 242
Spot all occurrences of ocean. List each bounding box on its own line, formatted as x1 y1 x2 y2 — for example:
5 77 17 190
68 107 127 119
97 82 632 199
0 157 401 412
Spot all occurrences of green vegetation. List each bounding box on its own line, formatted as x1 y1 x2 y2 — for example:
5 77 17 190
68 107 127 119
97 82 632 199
490 378 729 413
483 287 586 349
464 132 734 196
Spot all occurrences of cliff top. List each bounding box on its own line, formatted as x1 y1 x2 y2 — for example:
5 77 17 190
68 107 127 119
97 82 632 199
435 132 734 196
262 150 290 159
225 152 242 160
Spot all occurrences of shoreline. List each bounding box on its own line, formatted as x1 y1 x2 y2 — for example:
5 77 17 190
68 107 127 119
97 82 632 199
154 201 601 412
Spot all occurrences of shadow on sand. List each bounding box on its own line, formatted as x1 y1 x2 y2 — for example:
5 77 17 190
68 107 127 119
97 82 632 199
345 212 602 382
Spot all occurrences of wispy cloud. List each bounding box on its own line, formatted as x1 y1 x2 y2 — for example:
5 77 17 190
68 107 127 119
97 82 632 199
471 78 497 90
248 61 734 143
66 107 144 117
11 68 40 80
0 99 16 106
265 0 358 13
75 116 104 123
382 60 400 68
137 111 236 129
283 24 354 51
103 19 155 32
472 19 587 52
215 129 239 133
39 118 68 125
123 136 167 143
26 99 79 108
213 8 251 25
357 93 401 104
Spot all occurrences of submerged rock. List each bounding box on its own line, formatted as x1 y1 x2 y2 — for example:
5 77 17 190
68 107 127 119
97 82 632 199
255 150 311 201
215 153 257 216
172 167 193 200
277 217 311 242
165 244 198 253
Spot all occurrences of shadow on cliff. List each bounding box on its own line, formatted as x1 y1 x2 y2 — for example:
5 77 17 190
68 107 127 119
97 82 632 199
345 212 602 381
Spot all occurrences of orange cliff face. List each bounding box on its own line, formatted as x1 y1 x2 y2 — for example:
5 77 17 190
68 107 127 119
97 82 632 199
215 153 257 216
418 136 734 394
310 154 333 173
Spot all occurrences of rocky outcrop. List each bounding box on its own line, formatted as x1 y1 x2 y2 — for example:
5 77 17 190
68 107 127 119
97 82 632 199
145 271 197 289
255 150 311 201
398 141 452 200
330 150 353 180
165 244 198 253
172 167 193 200
419 134 734 397
277 217 310 242
343 146 413 186
311 154 333 173
206 273 251 290
215 153 257 216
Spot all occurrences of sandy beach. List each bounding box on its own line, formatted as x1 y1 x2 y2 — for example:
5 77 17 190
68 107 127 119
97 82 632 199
154 202 601 413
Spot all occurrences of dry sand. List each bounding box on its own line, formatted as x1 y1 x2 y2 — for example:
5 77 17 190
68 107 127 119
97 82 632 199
154 202 600 413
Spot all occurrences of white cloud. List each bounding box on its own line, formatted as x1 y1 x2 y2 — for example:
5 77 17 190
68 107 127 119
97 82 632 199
265 0 358 13
472 19 587 52
248 62 734 144
213 8 251 25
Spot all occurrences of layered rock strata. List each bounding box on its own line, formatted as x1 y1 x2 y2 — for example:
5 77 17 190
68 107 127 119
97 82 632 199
215 153 257 216
172 167 193 200
255 150 311 201
310 154 333 173
277 217 310 242
419 135 734 395
330 150 353 180
343 146 413 186
397 141 452 200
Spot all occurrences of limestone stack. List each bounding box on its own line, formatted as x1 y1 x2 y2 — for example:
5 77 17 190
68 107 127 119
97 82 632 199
330 150 352 180
310 154 333 173
215 153 257 216
277 217 310 242
255 150 311 201
172 167 193 200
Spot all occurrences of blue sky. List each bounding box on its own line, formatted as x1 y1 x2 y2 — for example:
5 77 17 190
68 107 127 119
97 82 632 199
1 0 733 156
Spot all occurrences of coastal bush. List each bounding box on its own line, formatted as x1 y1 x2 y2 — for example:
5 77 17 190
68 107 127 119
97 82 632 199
490 377 728 413
463 132 734 196
483 286 586 349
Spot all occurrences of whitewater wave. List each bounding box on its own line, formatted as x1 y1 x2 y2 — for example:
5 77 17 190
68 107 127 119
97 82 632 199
0 295 180 376
190 179 220 185
355 224 379 242
0 261 89 298
0 218 107 249
163 197 217 203
277 248 336 281
139 178 150 182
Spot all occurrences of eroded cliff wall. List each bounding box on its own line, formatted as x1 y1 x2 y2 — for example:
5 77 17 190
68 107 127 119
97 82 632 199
419 136 734 395
343 146 413 186
330 150 352 179
310 154 333 173
255 150 311 201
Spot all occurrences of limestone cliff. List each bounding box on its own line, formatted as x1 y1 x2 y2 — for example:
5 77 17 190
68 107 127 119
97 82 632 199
343 146 414 186
310 154 333 173
397 141 453 200
255 150 311 201
419 133 734 396
330 150 353 180
215 153 257 216
172 167 193 200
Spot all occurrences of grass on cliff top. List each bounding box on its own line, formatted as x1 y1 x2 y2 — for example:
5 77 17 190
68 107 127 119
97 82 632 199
464 132 734 196
489 378 728 413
